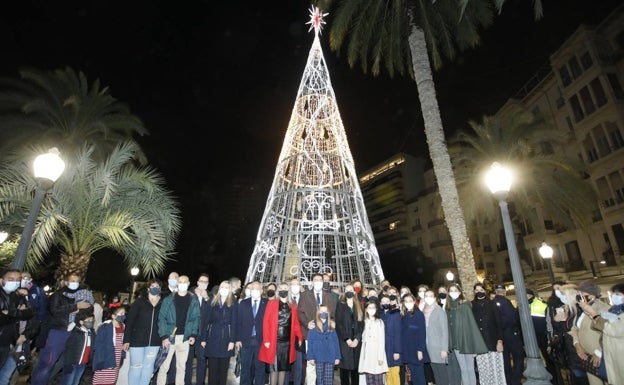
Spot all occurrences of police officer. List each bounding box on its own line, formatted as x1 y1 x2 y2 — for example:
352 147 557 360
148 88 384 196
492 284 525 385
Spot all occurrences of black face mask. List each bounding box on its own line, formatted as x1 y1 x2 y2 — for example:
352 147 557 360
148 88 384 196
438 293 447 300
267 289 276 297
382 285 390 292
234 288 242 295
389 295 397 301
323 282 330 290
345 291 355 299
278 290 289 299
475 292 486 300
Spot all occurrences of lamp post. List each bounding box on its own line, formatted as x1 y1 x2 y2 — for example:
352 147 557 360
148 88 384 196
539 242 555 284
130 266 139 303
589 260 606 278
445 270 455 283
11 148 65 271
485 162 552 385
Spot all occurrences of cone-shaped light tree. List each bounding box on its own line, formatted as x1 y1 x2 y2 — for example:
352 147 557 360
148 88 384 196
245 7 384 288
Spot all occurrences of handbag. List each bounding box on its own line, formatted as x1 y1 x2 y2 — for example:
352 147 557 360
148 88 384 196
234 349 241 377
546 335 567 367
578 355 607 380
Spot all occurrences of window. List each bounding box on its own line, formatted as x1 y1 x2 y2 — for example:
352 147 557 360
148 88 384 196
580 51 593 70
566 116 574 132
583 134 598 162
579 86 596 115
559 66 572 87
569 95 584 122
482 235 492 252
605 121 624 150
593 124 611 157
590 77 608 107
568 57 582 79
544 220 554 230
608 171 624 203
608 74 624 99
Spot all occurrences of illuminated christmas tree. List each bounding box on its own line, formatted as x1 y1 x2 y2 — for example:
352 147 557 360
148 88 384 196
245 7 384 287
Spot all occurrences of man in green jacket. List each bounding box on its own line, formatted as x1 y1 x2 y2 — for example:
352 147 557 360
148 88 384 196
157 275 200 385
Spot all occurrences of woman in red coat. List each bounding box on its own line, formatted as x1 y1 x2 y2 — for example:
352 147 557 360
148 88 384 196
259 282 304 385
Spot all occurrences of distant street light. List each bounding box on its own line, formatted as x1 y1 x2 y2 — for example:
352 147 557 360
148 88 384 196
446 270 455 282
130 266 140 303
11 148 65 271
589 260 606 279
0 231 8 243
485 162 552 385
539 242 555 284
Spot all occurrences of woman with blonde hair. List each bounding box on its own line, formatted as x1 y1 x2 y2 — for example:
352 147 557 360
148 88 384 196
557 283 591 385
305 305 341 385
201 280 238 385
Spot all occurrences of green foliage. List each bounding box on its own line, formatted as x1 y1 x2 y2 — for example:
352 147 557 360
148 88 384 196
318 0 493 75
0 141 182 277
0 67 149 165
448 106 598 231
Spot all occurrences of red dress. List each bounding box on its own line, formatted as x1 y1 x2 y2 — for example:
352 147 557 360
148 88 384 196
258 299 303 365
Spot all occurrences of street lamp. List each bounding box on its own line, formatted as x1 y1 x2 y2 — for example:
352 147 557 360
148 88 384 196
589 260 606 278
485 162 552 385
539 242 555 284
130 266 140 303
445 270 455 283
11 148 65 270
0 231 8 243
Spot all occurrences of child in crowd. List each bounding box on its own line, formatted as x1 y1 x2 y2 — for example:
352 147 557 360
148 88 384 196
306 305 341 385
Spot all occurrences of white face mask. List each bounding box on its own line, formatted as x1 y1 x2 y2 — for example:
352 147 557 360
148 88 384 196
244 288 251 298
250 289 261 299
68 282 79 290
3 281 20 293
291 285 301 294
219 288 230 298
168 279 178 288
198 283 208 291
555 290 565 301
177 283 189 292
418 292 425 299
424 297 435 306
404 302 415 310
313 281 323 291
611 294 623 306
366 308 377 317
21 279 31 288
449 292 460 300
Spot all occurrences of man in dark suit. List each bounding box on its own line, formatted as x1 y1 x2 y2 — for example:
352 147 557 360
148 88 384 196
493 284 525 385
235 280 268 385
297 273 337 385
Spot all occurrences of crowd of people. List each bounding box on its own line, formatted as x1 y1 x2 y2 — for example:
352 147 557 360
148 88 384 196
0 267 622 385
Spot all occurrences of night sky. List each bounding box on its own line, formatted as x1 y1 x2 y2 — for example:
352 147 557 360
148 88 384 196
0 0 620 288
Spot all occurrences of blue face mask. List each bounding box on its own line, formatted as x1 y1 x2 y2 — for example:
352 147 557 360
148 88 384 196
115 315 126 323
3 281 19 293
149 287 161 296
319 312 328 320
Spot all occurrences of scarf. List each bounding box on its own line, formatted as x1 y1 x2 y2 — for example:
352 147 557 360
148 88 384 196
422 303 436 326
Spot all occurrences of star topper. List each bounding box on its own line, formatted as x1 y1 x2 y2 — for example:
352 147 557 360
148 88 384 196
306 5 328 35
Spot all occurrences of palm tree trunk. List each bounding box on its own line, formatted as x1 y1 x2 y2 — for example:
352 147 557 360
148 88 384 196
407 21 478 295
57 252 91 283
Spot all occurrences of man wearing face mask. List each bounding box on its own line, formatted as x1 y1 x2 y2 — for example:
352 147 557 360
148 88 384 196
20 271 47 323
235 281 269 385
323 273 339 304
163 271 179 296
0 269 35 384
31 273 92 385
186 273 212 385
298 273 337 385
157 275 200 385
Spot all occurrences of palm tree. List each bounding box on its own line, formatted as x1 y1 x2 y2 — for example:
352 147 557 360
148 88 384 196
449 106 598 233
0 66 149 165
0 141 181 280
319 0 495 289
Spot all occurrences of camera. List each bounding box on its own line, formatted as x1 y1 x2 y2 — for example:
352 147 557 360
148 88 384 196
575 293 588 302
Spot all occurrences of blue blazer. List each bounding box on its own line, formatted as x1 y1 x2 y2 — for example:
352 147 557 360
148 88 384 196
381 308 402 366
236 297 268 347
202 300 238 358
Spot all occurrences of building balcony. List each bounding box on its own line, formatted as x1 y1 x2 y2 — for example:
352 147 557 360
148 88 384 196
427 218 445 228
430 239 453 248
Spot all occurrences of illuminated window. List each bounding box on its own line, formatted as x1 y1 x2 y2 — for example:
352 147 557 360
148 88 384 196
389 221 400 230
